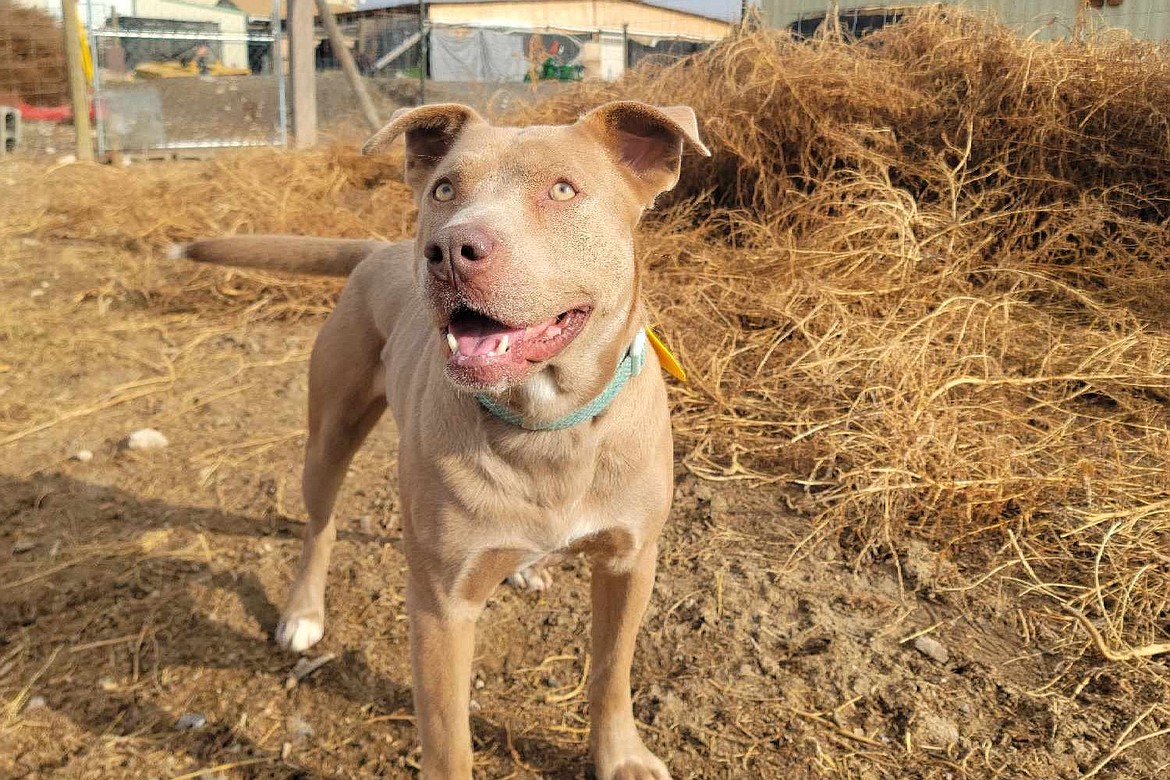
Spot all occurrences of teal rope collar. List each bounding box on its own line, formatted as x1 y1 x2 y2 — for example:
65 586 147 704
474 330 648 431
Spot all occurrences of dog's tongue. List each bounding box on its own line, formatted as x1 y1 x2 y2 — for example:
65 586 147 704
449 311 537 357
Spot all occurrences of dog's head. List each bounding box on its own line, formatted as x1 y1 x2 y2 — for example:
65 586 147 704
363 101 709 395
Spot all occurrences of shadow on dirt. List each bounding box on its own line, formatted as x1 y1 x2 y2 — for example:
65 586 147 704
1 471 584 779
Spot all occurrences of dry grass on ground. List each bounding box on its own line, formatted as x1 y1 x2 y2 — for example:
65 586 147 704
2 8 1169 779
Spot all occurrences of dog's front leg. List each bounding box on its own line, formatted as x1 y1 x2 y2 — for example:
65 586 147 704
589 542 670 780
408 588 479 778
406 549 524 779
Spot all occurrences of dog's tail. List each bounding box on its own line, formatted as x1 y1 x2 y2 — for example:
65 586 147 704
170 235 384 278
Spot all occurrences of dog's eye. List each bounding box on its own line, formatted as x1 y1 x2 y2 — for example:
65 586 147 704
549 181 577 202
432 180 456 202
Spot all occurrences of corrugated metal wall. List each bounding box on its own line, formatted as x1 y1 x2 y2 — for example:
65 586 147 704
760 1 1170 41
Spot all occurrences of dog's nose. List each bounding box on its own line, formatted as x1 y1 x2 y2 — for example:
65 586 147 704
425 224 497 283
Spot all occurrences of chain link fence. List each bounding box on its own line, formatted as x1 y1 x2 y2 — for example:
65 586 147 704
314 11 719 142
83 0 285 156
1 2 723 157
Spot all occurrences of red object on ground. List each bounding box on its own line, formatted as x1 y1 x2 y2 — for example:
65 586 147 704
18 103 71 122
16 102 99 122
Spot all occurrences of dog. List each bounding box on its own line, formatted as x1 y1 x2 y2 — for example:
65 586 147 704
176 100 709 779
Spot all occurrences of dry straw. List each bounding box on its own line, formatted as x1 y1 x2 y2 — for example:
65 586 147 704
0 0 68 106
514 10 1170 675
8 7 1169 694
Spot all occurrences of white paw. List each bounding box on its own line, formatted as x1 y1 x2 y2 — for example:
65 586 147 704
597 749 671 780
507 565 553 592
605 756 671 780
276 616 324 652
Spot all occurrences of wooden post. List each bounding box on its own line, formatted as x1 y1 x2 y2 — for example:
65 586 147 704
288 0 318 148
418 0 426 105
60 0 93 161
314 0 380 132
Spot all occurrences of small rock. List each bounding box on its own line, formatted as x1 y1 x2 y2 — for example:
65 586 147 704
39 281 49 289
653 690 687 727
98 677 118 691
287 715 314 741
56 154 77 165
24 695 46 711
72 449 94 463
29 289 45 298
12 538 36 554
913 635 950 665
175 712 206 731
709 493 729 521
285 653 335 689
469 699 482 713
127 428 169 450
474 678 485 690
915 713 960 748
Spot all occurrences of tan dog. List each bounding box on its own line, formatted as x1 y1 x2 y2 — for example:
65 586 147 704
177 101 709 779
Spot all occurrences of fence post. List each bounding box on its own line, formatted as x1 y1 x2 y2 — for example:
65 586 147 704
61 0 93 161
273 0 288 147
289 0 318 148
418 0 427 106
314 0 380 132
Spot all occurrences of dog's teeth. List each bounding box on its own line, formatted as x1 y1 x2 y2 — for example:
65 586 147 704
498 334 509 354
446 332 458 354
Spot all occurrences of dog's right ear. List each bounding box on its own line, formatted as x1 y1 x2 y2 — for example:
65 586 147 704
362 103 484 190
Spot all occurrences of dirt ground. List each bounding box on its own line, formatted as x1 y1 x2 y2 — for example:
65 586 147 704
1 168 1168 779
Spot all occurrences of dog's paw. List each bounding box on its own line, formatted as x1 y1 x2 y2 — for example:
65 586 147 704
594 727 670 780
599 754 671 780
507 564 554 592
275 616 324 652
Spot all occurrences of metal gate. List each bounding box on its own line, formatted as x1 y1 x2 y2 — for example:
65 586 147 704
84 0 286 156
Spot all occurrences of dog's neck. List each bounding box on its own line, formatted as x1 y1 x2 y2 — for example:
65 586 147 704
520 370 561 408
485 315 646 430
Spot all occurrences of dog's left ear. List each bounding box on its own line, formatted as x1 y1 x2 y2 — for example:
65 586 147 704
579 101 711 204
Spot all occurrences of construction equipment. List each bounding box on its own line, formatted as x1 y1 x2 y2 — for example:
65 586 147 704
134 44 250 80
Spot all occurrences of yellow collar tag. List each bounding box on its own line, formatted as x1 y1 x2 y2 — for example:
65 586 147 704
645 327 686 382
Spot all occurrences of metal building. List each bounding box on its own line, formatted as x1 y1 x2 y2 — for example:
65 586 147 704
759 1 1170 41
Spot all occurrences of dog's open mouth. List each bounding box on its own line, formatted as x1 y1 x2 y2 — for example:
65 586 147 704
442 305 590 387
